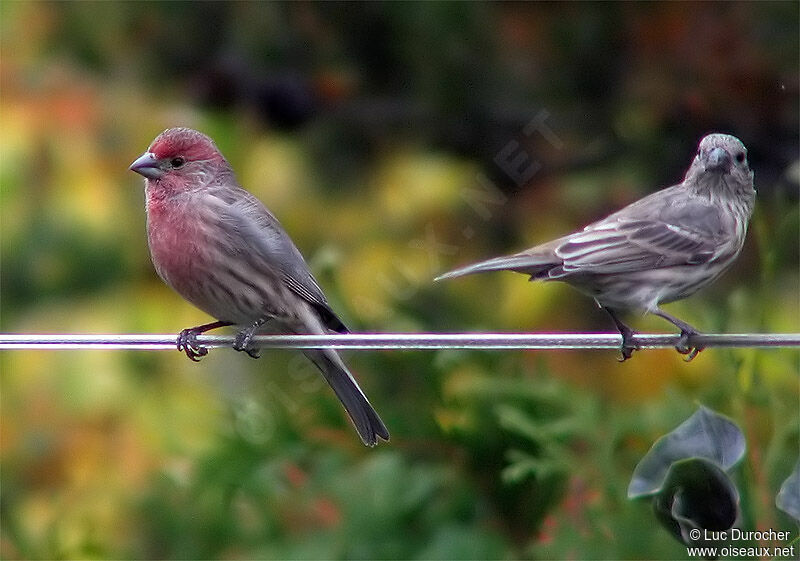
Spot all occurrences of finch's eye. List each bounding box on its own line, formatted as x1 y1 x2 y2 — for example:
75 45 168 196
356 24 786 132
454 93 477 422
170 157 185 168
735 152 745 163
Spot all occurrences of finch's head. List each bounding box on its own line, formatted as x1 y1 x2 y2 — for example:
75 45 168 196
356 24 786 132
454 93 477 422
129 127 229 187
684 133 754 193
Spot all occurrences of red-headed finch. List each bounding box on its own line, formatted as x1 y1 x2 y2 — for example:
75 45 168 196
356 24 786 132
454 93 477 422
130 127 389 446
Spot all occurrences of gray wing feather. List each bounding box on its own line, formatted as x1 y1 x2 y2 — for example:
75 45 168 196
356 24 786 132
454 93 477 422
550 189 725 276
214 186 347 331
439 184 727 281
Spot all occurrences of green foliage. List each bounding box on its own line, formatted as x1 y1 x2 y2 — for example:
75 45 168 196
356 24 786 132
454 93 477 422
131 434 510 559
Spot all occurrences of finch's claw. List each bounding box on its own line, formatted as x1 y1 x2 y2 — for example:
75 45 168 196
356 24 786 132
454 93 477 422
233 329 261 359
604 307 639 362
683 348 701 362
617 346 634 362
617 329 639 362
232 331 250 352
177 329 208 362
186 346 208 362
675 330 704 362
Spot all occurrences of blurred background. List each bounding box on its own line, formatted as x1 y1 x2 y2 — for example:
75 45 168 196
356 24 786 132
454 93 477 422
1 2 798 559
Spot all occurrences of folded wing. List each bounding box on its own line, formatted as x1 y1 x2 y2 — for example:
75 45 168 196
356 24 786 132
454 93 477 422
437 191 728 281
214 186 348 333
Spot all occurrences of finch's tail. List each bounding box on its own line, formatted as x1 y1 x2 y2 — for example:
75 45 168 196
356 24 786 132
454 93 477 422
435 249 559 282
303 348 390 447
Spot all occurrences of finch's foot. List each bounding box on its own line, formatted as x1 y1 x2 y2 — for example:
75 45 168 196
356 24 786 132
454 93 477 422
675 329 704 362
618 328 640 362
245 349 261 359
232 331 260 358
232 333 261 359
651 309 703 361
175 320 232 362
233 318 268 359
177 329 208 362
603 307 639 362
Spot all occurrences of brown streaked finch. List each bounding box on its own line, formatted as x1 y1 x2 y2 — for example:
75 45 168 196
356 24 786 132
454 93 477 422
130 127 389 446
437 133 756 362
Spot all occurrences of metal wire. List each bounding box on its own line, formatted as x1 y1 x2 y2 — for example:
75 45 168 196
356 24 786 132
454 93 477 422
1 333 799 350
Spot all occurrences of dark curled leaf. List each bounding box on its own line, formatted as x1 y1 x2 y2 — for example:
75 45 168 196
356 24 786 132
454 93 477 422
652 458 739 552
628 406 745 498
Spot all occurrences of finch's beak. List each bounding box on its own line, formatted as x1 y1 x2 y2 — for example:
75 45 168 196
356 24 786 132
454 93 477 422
129 152 164 180
704 147 732 173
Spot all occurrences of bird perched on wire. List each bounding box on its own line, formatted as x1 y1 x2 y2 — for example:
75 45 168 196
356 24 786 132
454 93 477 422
130 127 389 446
437 133 755 361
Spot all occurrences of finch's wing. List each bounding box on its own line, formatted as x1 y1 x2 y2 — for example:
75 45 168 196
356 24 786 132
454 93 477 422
547 193 727 277
215 187 348 333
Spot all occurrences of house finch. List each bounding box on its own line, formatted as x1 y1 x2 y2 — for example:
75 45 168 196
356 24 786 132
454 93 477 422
129 127 389 446
437 133 755 361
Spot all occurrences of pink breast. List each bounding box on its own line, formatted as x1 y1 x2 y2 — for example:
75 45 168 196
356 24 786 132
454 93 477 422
146 195 208 295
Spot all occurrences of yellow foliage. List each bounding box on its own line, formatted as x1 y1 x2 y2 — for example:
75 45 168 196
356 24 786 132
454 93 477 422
497 274 565 329
337 240 434 325
241 135 314 217
373 150 477 223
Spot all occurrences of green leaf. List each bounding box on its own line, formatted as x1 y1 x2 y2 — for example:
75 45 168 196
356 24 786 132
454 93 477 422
628 406 745 498
502 449 567 485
